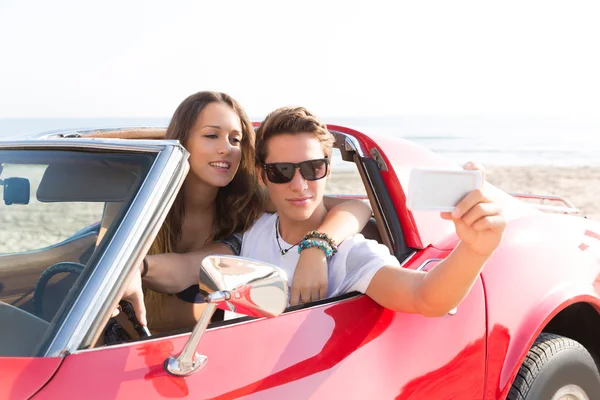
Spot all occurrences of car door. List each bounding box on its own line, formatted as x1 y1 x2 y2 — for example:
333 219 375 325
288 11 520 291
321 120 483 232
37 254 486 399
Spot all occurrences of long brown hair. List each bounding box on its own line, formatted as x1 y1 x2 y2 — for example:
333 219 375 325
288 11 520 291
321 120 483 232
146 91 266 329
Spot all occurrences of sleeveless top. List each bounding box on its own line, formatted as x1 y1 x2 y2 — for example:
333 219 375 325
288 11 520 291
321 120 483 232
175 233 243 303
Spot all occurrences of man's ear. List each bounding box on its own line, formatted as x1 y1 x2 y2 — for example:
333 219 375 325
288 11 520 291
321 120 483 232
256 165 266 187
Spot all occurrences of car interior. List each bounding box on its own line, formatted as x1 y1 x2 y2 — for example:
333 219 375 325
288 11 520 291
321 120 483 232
77 128 412 339
79 127 407 255
0 150 150 355
0 127 412 353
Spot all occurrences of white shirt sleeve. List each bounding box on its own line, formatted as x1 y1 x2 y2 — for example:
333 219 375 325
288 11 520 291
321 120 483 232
330 235 401 297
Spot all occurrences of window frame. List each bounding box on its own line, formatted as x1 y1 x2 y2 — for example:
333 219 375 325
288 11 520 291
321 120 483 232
0 139 190 357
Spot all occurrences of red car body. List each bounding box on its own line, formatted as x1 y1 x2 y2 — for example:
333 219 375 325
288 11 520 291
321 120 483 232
2 125 600 400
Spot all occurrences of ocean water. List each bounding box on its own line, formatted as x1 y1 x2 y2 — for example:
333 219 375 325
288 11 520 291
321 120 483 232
1 116 599 168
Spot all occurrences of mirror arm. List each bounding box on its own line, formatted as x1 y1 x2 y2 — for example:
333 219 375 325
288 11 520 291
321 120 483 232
164 302 217 376
163 256 289 377
206 290 230 303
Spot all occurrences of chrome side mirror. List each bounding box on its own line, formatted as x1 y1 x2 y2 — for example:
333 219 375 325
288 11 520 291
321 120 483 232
165 255 288 376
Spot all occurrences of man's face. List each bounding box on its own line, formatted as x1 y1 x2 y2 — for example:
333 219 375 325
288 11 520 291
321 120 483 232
260 133 329 222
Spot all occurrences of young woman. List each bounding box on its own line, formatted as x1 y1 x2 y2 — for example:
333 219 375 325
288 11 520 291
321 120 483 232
123 91 371 333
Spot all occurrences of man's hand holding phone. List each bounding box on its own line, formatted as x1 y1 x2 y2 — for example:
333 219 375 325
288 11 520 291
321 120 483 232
408 162 507 258
443 162 506 257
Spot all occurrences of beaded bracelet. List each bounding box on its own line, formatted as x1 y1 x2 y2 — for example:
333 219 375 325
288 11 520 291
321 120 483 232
303 231 338 255
298 239 335 259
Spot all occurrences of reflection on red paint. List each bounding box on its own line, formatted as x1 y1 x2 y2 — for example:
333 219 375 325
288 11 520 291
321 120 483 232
208 304 395 400
1 357 62 400
396 336 484 399
593 273 600 295
482 325 511 400
141 340 189 398
585 230 600 241
580 229 600 251
396 325 509 400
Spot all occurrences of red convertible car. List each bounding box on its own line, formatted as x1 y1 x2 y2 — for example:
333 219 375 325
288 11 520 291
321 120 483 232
1 125 600 400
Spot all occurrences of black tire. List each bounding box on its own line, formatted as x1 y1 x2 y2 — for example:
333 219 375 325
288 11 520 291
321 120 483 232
508 333 600 400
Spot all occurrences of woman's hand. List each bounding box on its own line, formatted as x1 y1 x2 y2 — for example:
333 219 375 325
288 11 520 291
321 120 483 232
119 260 147 326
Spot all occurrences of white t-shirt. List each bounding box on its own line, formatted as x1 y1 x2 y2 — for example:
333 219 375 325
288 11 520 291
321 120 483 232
240 213 400 299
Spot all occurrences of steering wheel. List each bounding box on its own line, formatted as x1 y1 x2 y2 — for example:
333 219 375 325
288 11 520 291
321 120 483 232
33 262 150 343
33 262 85 319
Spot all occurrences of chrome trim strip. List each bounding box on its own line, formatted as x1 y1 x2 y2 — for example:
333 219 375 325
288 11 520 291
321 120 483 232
326 129 366 158
0 139 178 152
41 126 167 140
399 251 418 268
328 129 397 255
72 292 364 355
415 258 457 316
44 143 190 356
344 135 366 157
0 126 168 140
356 160 396 250
416 258 443 271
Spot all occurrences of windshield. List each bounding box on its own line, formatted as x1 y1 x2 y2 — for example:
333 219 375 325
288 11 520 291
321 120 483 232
0 149 154 357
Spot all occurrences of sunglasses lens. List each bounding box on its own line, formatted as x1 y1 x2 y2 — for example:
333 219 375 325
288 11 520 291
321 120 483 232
265 163 295 183
264 158 329 184
299 159 328 180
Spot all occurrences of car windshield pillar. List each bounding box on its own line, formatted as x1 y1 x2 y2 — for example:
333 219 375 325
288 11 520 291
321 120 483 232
43 143 188 356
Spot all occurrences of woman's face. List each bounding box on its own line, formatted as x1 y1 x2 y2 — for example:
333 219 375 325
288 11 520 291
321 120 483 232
186 102 243 188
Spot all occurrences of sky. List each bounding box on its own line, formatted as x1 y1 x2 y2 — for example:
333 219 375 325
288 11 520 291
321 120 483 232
0 0 599 120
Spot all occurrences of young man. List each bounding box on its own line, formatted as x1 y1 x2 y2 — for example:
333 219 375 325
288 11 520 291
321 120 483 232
241 106 507 316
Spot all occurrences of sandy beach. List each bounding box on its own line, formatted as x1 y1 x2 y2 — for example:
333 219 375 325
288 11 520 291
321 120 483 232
2 165 598 255
485 166 600 221
327 166 600 221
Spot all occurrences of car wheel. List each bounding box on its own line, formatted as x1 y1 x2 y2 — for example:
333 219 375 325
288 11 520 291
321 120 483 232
507 333 600 400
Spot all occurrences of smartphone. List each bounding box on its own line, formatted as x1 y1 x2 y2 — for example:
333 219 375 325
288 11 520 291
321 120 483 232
406 168 483 212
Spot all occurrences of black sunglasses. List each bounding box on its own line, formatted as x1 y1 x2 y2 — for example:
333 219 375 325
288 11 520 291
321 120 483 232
263 158 329 184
